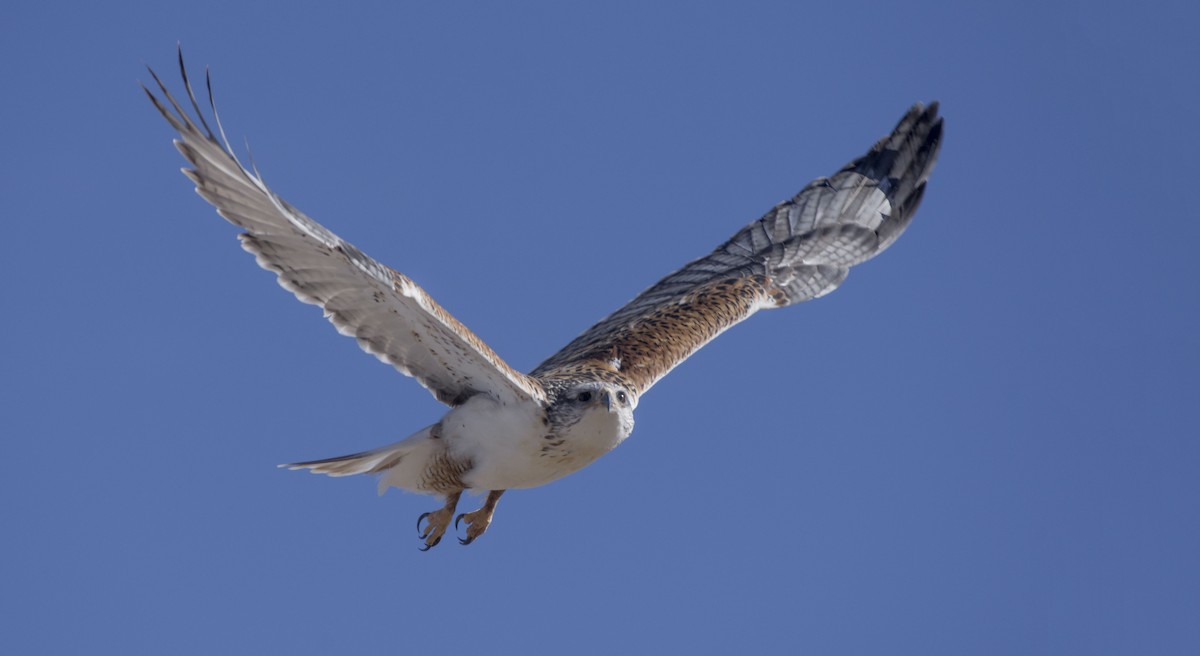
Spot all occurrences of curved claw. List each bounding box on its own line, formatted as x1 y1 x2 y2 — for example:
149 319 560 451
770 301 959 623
418 535 442 552
417 512 431 535
454 512 466 530
458 535 475 546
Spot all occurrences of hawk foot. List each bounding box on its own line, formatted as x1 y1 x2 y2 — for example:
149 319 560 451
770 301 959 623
455 489 504 546
454 508 494 545
416 509 453 551
416 491 462 551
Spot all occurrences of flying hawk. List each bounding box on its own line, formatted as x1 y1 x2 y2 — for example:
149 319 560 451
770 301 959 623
145 51 942 550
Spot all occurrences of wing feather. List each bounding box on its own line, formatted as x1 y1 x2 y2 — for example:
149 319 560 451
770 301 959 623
145 51 544 407
534 103 942 397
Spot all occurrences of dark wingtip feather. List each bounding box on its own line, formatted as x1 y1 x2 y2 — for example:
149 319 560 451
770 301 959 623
176 45 217 140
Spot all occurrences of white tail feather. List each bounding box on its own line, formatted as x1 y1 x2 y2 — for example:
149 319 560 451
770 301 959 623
280 424 440 495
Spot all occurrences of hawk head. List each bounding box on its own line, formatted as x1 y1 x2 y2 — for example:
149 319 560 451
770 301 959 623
547 381 636 452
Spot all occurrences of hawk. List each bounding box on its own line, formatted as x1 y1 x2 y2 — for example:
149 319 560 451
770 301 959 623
145 51 942 550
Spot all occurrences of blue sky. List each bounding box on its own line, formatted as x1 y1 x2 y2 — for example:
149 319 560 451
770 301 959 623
3 1 1198 653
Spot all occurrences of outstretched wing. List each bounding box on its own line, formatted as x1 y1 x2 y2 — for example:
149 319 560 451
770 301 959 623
533 103 942 397
144 51 545 407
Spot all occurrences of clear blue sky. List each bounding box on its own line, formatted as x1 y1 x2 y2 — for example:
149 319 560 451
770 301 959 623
3 1 1197 653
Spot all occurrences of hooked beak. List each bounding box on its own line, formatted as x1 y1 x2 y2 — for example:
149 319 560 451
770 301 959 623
601 390 613 411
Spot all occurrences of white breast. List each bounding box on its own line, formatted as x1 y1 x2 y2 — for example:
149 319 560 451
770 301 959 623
447 395 628 491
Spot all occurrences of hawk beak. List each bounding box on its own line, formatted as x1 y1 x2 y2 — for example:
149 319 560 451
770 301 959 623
601 391 613 411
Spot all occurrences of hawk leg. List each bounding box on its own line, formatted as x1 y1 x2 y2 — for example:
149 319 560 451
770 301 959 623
416 490 462 551
455 489 505 545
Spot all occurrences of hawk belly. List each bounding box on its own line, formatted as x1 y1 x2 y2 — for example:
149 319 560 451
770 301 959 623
439 395 629 491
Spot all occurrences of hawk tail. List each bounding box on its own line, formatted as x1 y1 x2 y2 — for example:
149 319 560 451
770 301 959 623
280 423 440 495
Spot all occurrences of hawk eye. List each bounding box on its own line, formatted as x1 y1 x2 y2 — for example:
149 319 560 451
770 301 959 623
577 391 593 403
616 391 627 404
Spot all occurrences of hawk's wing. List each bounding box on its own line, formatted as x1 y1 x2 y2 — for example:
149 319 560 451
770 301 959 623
533 103 942 397
145 53 545 407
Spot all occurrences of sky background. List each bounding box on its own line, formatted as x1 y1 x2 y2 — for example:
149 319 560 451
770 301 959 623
3 1 1198 653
